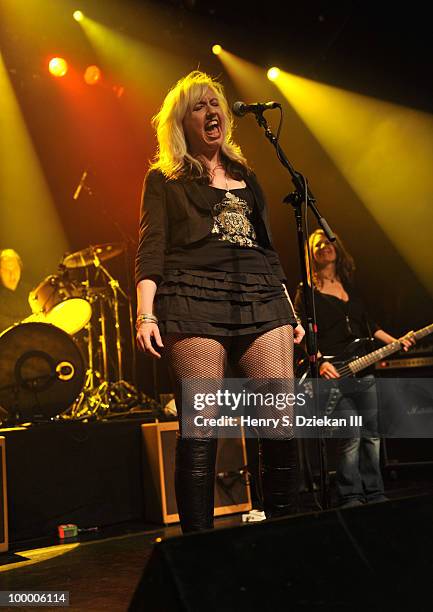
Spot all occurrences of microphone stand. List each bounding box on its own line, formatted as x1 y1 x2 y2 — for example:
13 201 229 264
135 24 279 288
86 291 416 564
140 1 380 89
252 109 335 509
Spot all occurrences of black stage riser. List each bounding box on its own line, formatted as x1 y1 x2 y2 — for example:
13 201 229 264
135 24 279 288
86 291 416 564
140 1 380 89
4 419 147 542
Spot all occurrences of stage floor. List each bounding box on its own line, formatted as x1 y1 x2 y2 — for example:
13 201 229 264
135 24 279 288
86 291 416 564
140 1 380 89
1 471 433 610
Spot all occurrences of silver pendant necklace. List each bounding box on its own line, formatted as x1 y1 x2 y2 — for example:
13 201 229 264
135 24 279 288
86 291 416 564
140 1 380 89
225 173 231 198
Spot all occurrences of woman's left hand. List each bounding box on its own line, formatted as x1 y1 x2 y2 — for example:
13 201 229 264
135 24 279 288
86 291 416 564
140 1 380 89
293 324 305 345
399 331 416 351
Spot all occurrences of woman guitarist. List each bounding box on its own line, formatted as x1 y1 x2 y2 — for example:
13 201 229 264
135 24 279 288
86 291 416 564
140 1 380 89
294 228 415 508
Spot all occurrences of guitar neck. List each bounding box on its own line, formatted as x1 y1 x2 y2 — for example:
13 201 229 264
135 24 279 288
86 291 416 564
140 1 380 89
347 323 433 375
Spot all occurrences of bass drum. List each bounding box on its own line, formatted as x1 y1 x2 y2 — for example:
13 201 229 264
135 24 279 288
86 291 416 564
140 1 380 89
26 274 92 335
0 322 85 423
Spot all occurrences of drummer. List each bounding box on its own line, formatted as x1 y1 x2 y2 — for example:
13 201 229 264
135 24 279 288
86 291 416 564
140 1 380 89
0 248 32 332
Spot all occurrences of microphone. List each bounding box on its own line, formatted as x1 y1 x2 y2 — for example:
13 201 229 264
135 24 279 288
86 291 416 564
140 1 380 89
232 100 281 117
73 170 88 201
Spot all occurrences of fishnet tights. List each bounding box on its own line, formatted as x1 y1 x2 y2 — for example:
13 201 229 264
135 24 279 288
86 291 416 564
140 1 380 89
164 325 295 438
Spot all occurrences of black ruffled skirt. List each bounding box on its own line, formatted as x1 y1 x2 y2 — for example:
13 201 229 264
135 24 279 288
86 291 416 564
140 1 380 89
155 269 297 336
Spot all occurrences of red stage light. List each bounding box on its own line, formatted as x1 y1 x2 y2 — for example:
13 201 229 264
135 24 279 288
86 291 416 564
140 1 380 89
112 85 125 98
84 65 102 85
48 57 68 77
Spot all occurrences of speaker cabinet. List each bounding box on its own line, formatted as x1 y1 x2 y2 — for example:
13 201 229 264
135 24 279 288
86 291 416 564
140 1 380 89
0 436 8 552
141 422 251 524
130 494 433 611
377 373 433 465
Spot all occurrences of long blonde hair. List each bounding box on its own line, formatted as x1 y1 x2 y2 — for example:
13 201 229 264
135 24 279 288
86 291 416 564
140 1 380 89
150 70 248 180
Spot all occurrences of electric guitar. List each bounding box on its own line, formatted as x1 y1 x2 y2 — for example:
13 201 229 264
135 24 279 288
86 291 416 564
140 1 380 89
297 323 433 414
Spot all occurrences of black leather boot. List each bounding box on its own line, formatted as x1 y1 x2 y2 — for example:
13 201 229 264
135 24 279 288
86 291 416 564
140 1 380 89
174 434 218 533
260 437 299 519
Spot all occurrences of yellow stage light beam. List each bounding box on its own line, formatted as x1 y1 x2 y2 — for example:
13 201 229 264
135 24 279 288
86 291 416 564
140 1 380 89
0 543 80 573
78 17 187 109
271 70 433 294
215 49 274 103
0 52 68 281
212 44 222 56
1 0 71 48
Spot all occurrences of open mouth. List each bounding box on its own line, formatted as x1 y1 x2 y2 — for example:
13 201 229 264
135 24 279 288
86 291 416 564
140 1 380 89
204 118 221 138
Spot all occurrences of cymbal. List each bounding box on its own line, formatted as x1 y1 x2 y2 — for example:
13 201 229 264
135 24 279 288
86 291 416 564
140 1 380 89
62 243 124 269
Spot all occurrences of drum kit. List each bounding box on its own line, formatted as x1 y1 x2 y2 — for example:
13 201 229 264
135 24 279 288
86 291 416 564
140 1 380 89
0 243 154 426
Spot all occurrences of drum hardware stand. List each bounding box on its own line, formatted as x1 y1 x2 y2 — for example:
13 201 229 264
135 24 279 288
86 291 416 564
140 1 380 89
90 251 127 381
69 302 108 419
89 250 145 414
68 250 143 419
57 241 146 419
98 296 109 381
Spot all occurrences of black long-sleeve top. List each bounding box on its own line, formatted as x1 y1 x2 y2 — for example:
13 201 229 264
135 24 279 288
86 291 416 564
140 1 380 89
294 282 380 357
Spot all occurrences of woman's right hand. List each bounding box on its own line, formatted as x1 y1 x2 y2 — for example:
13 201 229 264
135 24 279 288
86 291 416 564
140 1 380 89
136 322 164 359
319 361 340 379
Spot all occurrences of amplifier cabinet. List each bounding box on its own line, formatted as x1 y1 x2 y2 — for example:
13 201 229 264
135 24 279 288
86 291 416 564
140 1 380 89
376 362 433 465
141 422 251 524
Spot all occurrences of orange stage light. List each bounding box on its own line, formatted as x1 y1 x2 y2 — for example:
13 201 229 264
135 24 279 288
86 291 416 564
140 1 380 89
48 57 68 77
84 65 102 85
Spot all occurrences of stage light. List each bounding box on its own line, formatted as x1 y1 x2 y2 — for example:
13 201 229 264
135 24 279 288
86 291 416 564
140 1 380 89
212 44 222 56
84 65 102 85
48 57 68 78
73 10 84 22
112 85 125 98
267 67 280 81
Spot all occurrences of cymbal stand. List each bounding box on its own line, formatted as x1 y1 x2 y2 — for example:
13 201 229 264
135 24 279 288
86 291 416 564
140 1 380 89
91 251 127 382
99 296 109 382
90 250 142 414
69 289 109 419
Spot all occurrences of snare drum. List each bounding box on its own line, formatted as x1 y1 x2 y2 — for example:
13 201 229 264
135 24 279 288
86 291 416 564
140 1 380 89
25 274 92 335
